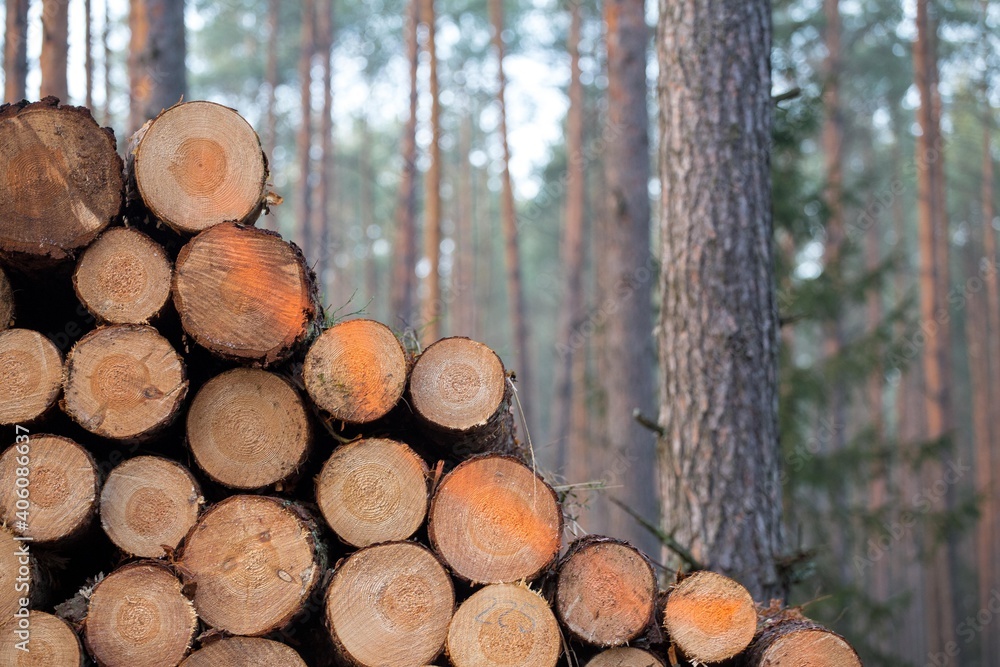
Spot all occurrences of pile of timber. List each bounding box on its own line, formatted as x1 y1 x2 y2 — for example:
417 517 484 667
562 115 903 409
0 97 861 667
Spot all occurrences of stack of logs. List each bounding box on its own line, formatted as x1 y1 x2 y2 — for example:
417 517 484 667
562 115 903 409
0 97 860 667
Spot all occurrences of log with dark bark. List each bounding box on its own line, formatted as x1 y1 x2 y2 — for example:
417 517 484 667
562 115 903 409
316 438 428 548
84 561 197 667
555 536 657 647
662 571 757 663
0 610 83 666
178 495 322 636
0 98 123 267
325 541 454 667
585 648 665 667
741 610 862 667
100 455 202 558
173 222 318 366
0 329 63 425
61 324 188 440
180 636 307 667
409 337 518 458
186 368 311 490
73 226 172 324
304 319 409 425
446 583 561 667
0 266 12 329
428 455 561 584
128 101 267 234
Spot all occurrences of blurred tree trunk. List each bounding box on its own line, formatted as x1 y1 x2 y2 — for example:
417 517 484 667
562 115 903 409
295 0 315 252
913 0 956 651
552 0 585 474
85 0 94 108
360 115 377 313
315 0 335 295
41 0 69 100
657 0 782 600
489 0 532 428
453 113 475 337
262 0 280 231
420 0 442 344
3 0 28 102
390 0 420 328
103 0 112 124
128 0 186 133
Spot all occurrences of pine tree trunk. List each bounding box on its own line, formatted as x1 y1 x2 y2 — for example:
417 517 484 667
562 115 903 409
656 0 783 600
3 0 28 102
40 0 69 101
296 0 315 252
453 113 475 336
128 0 186 134
419 0 443 343
315 0 334 293
262 0 281 231
103 0 112 125
85 0 94 109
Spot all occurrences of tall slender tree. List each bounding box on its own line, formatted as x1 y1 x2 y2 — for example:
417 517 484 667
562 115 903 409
315 0 335 295
453 112 475 337
40 0 69 100
103 0 112 124
3 0 28 103
262 0 280 232
128 0 186 133
295 0 315 252
85 0 94 109
420 0 443 343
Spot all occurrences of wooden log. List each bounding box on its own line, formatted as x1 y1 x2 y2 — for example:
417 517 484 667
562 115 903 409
128 100 268 234
446 583 561 667
0 97 123 268
325 541 454 667
662 571 756 663
186 368 310 489
0 526 28 624
73 226 172 324
316 438 428 547
555 536 657 647
585 648 665 667
173 223 318 366
100 455 202 558
428 455 561 584
409 337 518 458
83 561 197 667
178 495 322 636
61 324 188 440
0 610 83 666
303 319 408 425
0 434 98 544
0 329 62 425
0 265 13 329
180 636 307 667
741 611 861 667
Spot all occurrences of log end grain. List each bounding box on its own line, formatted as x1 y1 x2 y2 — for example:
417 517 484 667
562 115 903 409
100 456 202 558
187 368 310 489
585 648 665 667
304 319 408 424
410 337 506 431
325 541 454 667
0 526 26 623
180 636 307 667
0 329 62 425
662 570 757 663
62 325 188 440
316 438 428 547
744 616 862 667
0 611 83 667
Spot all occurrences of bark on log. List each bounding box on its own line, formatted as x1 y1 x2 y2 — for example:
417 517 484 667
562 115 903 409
316 438 428 548
325 541 454 667
0 266 13 329
100 455 202 558
662 571 756 663
428 455 561 584
180 636 307 667
408 337 518 458
0 97 123 267
83 561 197 667
585 648 664 667
173 223 318 366
178 495 321 636
127 101 268 234
555 536 657 647
741 612 861 667
73 226 172 324
0 434 98 544
446 583 561 667
303 319 409 425
0 610 83 666
61 324 188 441
186 368 310 489
0 329 62 425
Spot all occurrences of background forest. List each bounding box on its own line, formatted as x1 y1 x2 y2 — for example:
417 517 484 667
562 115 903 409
3 0 999 665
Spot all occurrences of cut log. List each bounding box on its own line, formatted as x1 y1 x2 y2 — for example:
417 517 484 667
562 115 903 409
428 455 561 584
325 541 454 667
316 438 428 547
173 223 318 366
100 455 202 558
0 265 13 329
662 571 757 663
62 324 188 440
83 561 197 667
178 495 321 636
446 583 561 667
0 434 98 544
742 613 861 667
303 319 408 424
0 610 83 666
0 97 123 267
180 636 307 667
186 368 310 489
585 648 665 667
73 226 172 324
555 536 657 647
0 329 62 425
0 526 27 624
128 101 268 234
409 337 517 458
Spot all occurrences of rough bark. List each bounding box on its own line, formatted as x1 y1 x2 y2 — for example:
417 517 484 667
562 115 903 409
128 0 186 134
420 0 443 343
0 266 12 330
40 0 69 101
0 329 63 425
656 0 783 600
3 0 28 102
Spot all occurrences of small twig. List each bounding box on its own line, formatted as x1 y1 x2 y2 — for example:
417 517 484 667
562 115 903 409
609 497 704 571
632 409 664 436
772 86 801 103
